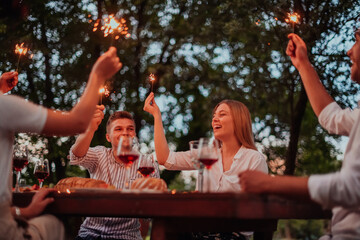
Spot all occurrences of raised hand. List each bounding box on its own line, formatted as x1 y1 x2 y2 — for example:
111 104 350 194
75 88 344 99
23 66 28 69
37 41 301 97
143 92 161 118
286 33 310 70
91 47 122 82
0 71 18 93
88 105 105 132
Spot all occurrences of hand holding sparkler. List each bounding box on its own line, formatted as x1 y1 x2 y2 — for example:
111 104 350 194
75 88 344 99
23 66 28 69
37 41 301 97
286 33 309 70
88 105 105 132
143 92 160 118
0 72 18 93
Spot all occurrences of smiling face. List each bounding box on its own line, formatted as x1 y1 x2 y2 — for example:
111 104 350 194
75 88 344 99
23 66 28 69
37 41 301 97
347 30 360 84
212 103 235 141
106 118 136 151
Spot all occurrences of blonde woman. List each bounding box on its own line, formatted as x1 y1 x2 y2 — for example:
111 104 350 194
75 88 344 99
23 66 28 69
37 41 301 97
143 93 268 192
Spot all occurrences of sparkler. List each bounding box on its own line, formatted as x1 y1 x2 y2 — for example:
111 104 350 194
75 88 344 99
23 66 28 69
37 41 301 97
93 14 130 46
285 12 300 33
149 73 156 93
99 86 110 105
15 43 29 72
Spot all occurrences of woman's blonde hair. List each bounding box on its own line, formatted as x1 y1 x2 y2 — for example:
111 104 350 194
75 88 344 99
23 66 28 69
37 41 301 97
213 100 257 150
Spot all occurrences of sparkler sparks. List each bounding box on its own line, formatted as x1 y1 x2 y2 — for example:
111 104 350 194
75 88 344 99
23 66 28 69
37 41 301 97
149 73 156 93
15 43 29 72
99 86 110 105
285 13 300 33
92 14 130 45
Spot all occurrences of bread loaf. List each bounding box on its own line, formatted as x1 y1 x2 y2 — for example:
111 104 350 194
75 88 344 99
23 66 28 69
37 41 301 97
131 178 167 192
54 177 115 191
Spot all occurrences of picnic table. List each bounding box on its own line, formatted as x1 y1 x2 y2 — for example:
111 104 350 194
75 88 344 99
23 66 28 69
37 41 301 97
13 190 331 240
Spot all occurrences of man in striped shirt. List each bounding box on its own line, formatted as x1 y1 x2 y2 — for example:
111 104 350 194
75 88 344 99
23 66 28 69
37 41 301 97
70 108 158 240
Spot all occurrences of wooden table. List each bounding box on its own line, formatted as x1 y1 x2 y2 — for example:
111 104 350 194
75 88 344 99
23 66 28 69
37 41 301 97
13 191 331 240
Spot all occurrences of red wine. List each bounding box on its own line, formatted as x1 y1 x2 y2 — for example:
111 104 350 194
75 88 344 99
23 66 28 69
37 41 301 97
34 171 49 181
138 167 155 177
199 158 218 169
13 157 29 172
118 154 139 166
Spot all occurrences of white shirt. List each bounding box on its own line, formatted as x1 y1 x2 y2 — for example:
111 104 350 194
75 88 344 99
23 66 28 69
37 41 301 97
308 102 360 239
0 94 47 205
164 146 268 192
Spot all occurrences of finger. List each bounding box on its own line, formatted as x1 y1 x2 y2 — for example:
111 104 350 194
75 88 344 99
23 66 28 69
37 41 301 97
41 197 55 206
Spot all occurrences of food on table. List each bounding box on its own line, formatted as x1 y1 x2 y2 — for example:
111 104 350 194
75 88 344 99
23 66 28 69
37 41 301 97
54 177 115 191
131 177 167 192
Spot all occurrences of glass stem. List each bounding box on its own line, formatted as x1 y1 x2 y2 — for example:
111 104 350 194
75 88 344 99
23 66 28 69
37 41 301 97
15 171 21 193
39 181 43 188
198 168 204 192
125 167 130 189
206 168 211 192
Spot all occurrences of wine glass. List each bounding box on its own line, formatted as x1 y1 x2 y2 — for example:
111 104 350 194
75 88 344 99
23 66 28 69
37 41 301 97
116 136 140 189
13 144 29 193
198 137 221 192
34 159 50 188
189 140 204 192
137 154 156 178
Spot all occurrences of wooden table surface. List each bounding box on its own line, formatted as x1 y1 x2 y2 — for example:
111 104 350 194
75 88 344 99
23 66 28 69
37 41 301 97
13 190 331 240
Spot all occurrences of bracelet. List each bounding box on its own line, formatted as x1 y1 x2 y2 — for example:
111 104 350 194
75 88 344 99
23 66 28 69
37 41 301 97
14 206 21 217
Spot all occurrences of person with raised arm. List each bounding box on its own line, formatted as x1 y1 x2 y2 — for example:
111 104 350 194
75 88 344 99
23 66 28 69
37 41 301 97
0 46 122 240
144 93 267 239
70 108 159 240
239 30 360 239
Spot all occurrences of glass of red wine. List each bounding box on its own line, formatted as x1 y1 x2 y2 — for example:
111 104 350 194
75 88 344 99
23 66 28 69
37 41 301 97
189 140 204 192
13 144 29 193
198 137 220 192
116 136 140 189
34 159 49 188
137 154 156 178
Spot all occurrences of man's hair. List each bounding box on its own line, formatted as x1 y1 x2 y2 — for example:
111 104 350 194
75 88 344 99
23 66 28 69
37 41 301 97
106 111 135 133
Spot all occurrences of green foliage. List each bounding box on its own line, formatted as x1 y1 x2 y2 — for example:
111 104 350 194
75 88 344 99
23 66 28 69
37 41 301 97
1 0 358 197
274 219 330 240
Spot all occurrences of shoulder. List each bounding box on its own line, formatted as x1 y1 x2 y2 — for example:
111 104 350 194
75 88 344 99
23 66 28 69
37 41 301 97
238 147 266 161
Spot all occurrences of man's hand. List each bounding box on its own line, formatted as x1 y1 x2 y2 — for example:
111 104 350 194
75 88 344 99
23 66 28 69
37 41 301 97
0 71 18 93
239 170 272 194
20 188 55 219
143 92 161 118
88 105 105 132
286 33 311 71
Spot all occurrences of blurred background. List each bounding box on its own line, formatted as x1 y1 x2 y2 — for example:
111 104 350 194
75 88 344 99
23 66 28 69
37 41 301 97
1 0 360 238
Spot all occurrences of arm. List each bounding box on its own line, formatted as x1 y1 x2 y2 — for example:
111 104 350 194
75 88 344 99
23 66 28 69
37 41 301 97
71 105 105 157
239 170 310 200
41 47 122 136
143 92 169 165
286 34 334 117
0 71 18 93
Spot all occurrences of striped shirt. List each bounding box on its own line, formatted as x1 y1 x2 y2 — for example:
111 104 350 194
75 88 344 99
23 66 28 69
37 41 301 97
70 146 159 240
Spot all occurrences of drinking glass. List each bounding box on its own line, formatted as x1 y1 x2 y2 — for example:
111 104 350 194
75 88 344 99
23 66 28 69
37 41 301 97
13 144 29 193
198 138 221 192
189 140 204 192
116 136 140 189
137 154 156 178
34 159 50 188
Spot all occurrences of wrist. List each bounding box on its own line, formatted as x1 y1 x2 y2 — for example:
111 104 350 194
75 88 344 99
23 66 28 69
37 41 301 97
14 206 21 217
